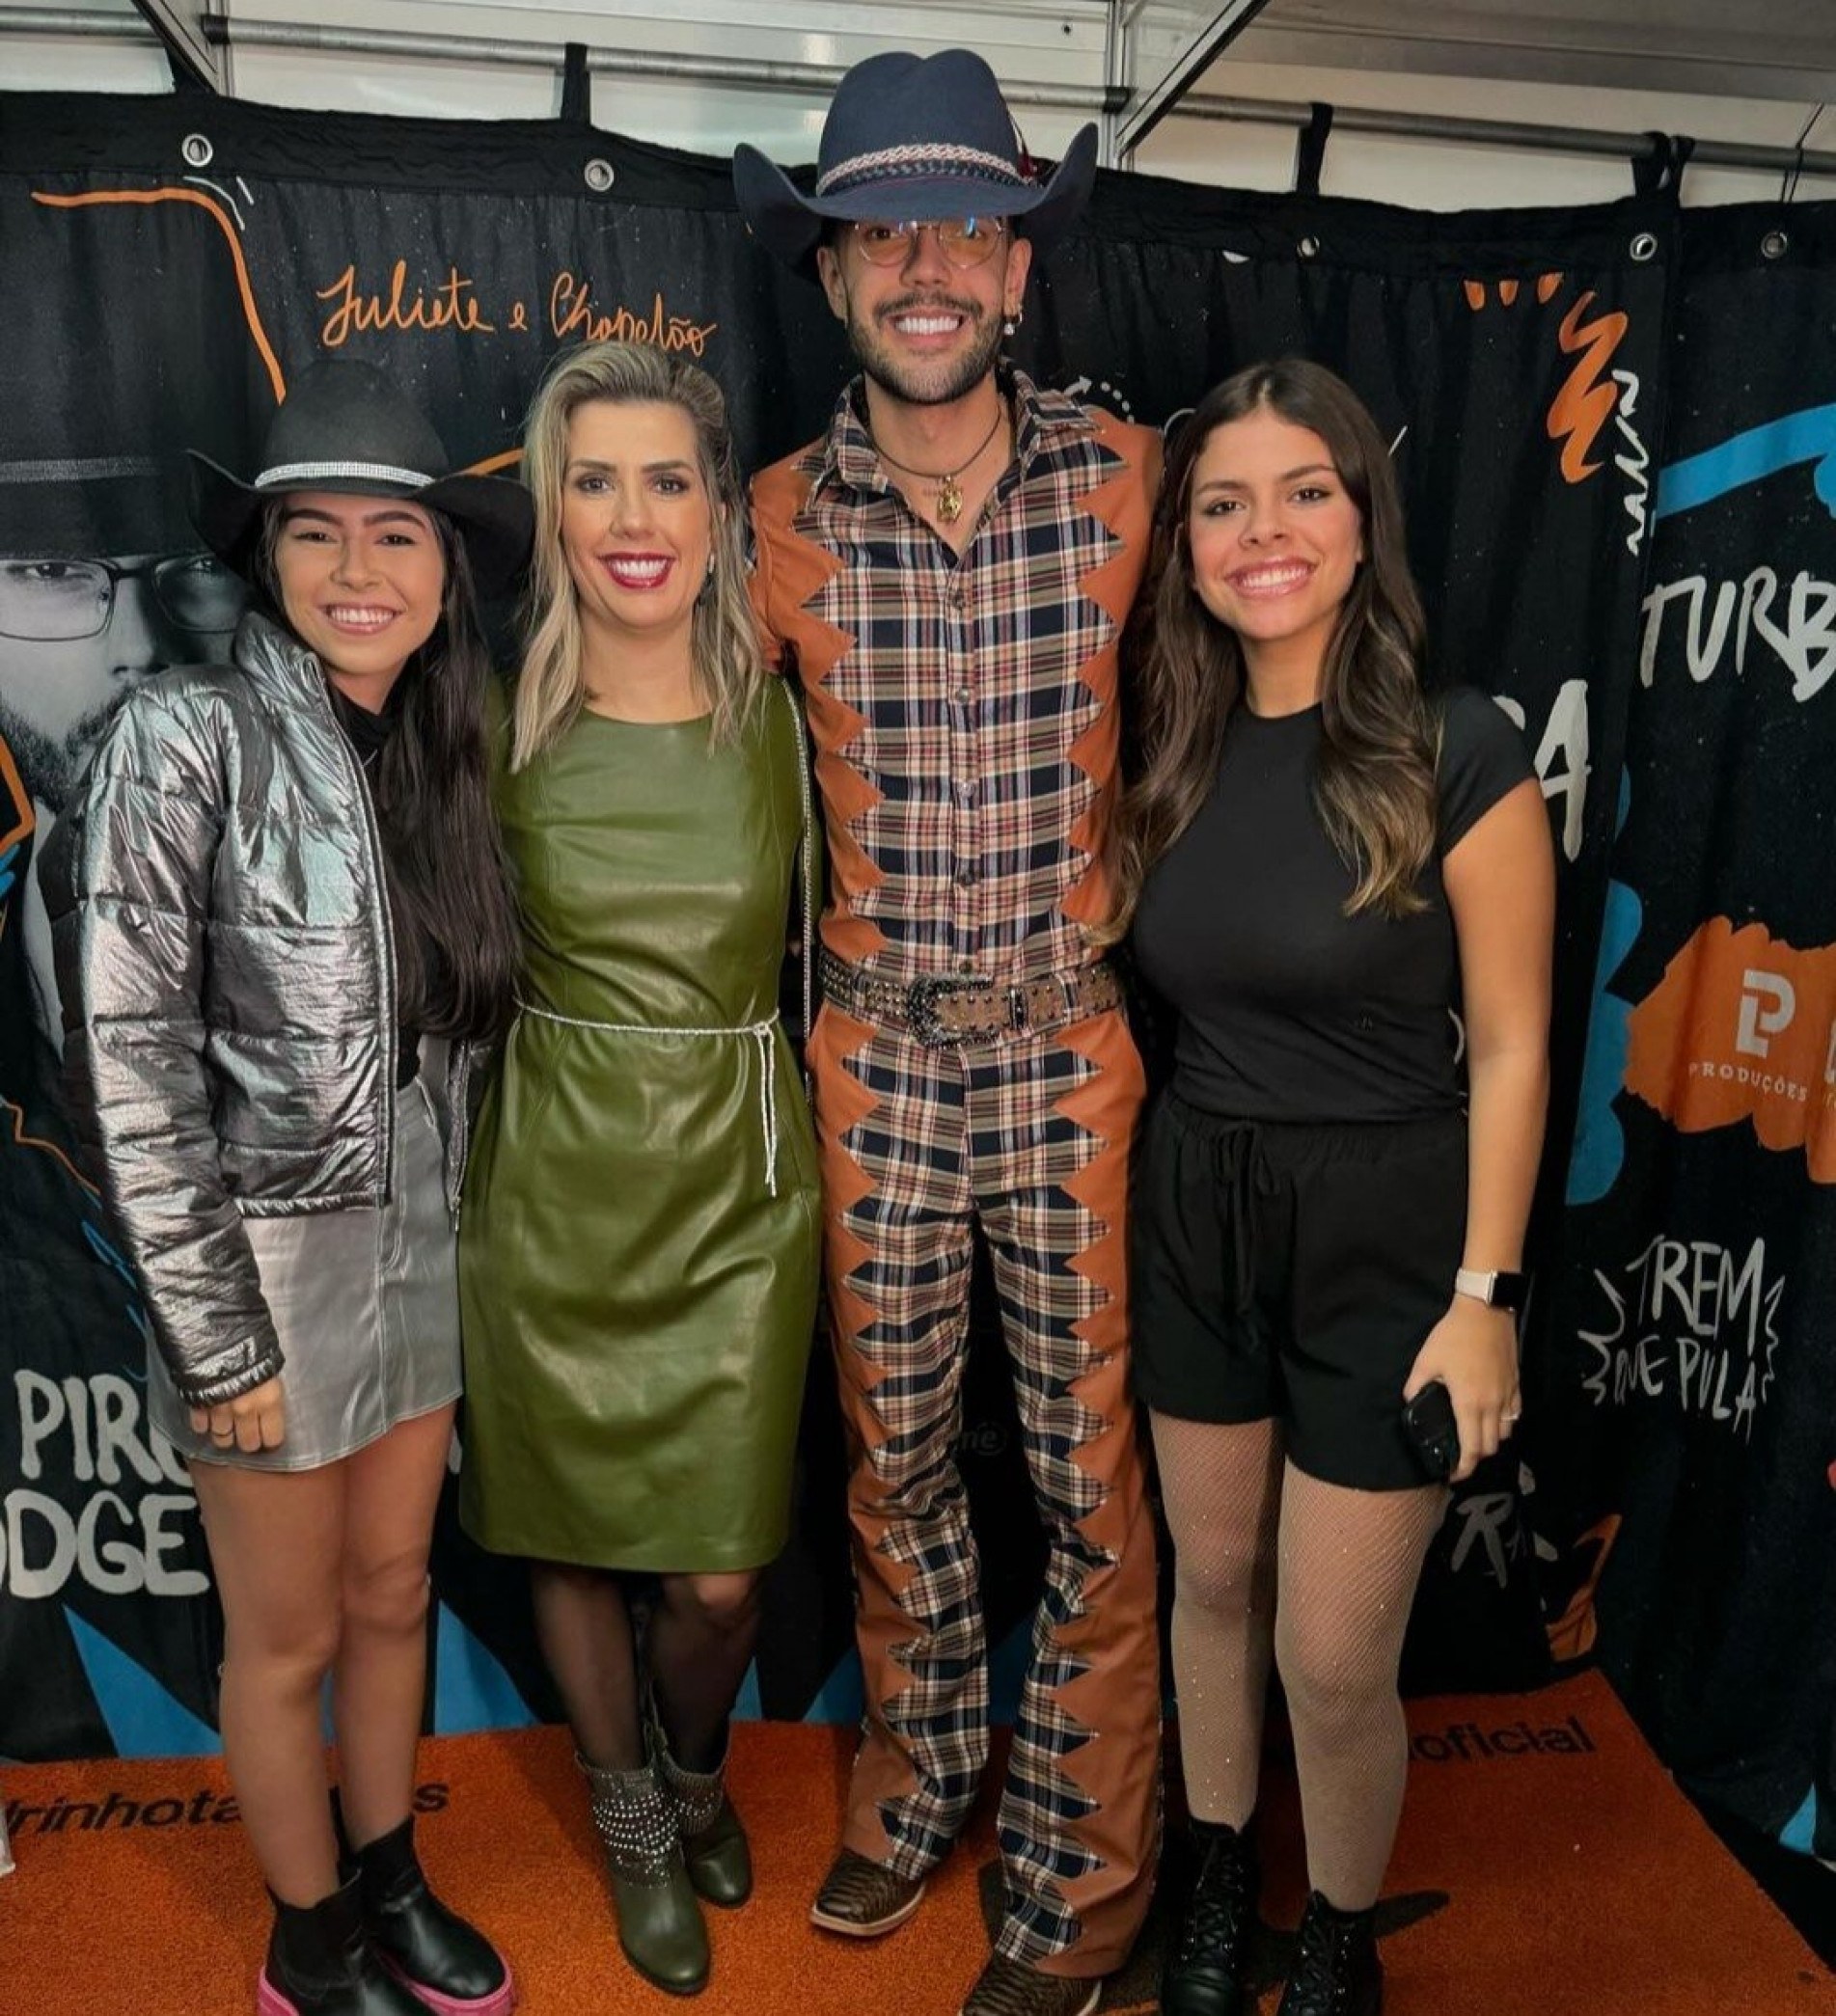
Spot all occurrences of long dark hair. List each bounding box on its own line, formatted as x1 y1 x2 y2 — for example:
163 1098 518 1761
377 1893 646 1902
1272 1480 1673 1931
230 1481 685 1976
1100 358 1437 941
256 504 521 1042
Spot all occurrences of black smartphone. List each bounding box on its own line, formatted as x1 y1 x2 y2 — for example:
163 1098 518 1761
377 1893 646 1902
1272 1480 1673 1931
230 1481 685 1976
1400 1379 1461 1482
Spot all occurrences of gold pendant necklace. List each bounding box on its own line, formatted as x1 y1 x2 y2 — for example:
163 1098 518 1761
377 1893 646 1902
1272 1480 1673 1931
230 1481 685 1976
870 398 1005 527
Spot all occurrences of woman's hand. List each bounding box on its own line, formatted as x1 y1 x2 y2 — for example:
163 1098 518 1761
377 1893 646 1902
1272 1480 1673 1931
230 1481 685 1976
1403 1298 1520 1484
190 1376 286 1455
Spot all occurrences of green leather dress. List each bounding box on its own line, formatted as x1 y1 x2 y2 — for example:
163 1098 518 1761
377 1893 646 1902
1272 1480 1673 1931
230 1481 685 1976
457 682 820 1570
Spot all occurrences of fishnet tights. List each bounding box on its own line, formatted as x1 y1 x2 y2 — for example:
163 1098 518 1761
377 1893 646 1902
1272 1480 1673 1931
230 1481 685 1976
1152 1411 1446 1910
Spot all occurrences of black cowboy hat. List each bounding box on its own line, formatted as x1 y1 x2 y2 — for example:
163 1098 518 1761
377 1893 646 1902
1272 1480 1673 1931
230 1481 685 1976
731 47 1097 280
187 359 533 590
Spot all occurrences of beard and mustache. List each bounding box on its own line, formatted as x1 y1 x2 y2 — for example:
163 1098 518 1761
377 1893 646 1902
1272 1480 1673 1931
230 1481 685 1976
846 288 1005 409
0 691 133 816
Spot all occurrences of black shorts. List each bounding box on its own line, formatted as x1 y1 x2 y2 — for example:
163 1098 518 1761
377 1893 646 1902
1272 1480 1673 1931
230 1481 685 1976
1129 1089 1468 1492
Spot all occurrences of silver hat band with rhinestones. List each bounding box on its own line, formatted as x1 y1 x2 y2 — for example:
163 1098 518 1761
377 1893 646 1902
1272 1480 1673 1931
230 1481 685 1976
255 459 435 491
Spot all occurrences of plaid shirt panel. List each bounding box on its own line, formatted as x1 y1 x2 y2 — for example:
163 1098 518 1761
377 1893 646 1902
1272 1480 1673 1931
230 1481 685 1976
753 372 1158 988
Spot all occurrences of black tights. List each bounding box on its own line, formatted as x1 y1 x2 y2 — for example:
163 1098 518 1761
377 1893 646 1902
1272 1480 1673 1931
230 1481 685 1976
530 1563 762 1774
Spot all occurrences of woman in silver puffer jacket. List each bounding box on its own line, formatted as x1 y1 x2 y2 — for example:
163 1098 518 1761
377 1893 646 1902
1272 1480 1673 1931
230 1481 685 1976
42 360 529 2016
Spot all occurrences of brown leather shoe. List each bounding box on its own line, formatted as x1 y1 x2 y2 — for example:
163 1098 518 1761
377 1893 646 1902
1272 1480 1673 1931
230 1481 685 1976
958 1953 1102 2016
808 1846 928 1938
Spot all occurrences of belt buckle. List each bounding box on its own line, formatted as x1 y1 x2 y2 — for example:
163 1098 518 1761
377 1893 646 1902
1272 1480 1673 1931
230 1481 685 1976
906 973 987 1049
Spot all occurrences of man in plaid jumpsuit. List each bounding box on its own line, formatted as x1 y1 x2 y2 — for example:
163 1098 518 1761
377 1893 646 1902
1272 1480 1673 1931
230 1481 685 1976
736 47 1161 2016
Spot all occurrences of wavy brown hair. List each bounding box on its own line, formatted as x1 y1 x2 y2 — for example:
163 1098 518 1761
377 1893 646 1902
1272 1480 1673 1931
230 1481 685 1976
1100 358 1438 942
511 341 762 769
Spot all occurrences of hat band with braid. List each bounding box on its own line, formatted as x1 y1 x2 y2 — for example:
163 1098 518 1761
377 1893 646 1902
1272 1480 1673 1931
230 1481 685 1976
815 141 1027 200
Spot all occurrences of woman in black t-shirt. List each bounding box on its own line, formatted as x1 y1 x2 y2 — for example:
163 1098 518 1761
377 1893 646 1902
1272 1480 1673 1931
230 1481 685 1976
1105 359 1552 2016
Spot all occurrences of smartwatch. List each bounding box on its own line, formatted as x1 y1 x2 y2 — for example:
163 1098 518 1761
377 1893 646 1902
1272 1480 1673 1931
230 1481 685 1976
1455 1267 1529 1314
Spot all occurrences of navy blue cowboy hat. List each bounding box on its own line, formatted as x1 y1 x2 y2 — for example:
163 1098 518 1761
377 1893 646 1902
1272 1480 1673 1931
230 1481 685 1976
731 47 1098 278
187 359 533 593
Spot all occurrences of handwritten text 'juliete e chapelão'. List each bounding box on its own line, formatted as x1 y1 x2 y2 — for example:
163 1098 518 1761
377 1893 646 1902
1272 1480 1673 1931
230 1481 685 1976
316 260 719 356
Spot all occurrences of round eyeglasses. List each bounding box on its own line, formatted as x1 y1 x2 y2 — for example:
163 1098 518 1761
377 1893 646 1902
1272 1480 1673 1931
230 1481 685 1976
849 218 1007 270
0 553 246 644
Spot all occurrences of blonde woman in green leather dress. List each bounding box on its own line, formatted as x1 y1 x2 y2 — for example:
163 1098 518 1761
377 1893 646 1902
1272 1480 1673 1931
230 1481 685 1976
457 342 820 1999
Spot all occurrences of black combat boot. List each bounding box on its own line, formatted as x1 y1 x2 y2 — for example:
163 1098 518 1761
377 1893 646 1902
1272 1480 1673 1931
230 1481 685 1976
1275 1891 1383 2016
1161 1817 1260 2016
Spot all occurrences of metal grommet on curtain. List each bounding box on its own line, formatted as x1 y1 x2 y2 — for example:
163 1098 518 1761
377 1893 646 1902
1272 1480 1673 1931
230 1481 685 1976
180 133 214 168
1629 232 1658 263
1760 229 1790 260
584 158 616 194
1298 234 1321 259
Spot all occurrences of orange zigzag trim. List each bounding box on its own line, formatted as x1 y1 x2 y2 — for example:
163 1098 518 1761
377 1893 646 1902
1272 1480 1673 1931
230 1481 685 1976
1063 419 1162 934
1043 1012 1160 1965
752 457 888 963
806 1005 927 1839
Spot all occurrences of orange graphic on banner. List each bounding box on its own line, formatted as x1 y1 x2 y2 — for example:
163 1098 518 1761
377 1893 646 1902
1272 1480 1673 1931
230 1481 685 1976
1547 291 1629 483
32 188 288 403
0 733 32 863
1624 916 1836 1183
1461 271 1564 313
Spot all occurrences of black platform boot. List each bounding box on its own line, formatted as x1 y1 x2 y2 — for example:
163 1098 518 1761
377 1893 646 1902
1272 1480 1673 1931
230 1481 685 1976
1275 1892 1384 2016
1161 1818 1260 2016
258 1876 425 2016
348 1815 516 2015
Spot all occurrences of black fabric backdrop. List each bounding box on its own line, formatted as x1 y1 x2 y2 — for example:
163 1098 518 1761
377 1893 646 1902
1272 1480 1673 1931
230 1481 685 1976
0 89 1826 1866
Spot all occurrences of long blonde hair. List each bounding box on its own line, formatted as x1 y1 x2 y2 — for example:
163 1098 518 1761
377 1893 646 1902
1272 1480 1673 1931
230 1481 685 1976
1100 358 1437 942
511 341 762 770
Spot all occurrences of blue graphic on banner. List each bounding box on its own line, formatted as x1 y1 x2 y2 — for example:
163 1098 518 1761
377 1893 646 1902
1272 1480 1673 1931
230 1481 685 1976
0 840 18 905
432 1602 536 1733
803 1649 863 1726
65 1608 221 1757
1779 1785 1819 1855
1654 400 1836 522
1566 774 1641 1206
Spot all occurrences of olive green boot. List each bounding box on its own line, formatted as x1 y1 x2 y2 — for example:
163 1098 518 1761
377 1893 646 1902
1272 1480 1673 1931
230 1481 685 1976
577 1752 709 1996
653 1725 753 1909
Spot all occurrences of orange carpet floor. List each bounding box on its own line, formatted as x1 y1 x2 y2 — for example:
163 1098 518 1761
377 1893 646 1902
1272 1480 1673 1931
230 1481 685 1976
4 1670 1832 2015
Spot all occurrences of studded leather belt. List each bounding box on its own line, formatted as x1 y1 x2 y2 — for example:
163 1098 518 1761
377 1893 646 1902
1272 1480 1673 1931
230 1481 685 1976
818 947 1123 1050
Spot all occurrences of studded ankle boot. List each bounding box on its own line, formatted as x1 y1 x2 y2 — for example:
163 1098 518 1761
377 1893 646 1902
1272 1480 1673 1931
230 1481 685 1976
1162 1817 1259 2016
258 1876 425 2016
1275 1892 1383 2016
345 1814 515 2015
577 1752 709 1996
651 1718 753 1909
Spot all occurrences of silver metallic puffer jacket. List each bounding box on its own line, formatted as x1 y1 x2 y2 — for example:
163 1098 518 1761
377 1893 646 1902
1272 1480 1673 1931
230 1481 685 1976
41 611 472 1409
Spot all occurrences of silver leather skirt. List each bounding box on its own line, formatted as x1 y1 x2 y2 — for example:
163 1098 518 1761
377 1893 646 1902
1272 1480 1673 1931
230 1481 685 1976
151 1044 461 1472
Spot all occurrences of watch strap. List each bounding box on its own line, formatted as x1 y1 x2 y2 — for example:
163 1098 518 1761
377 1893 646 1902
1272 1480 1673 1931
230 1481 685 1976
1455 1267 1528 1312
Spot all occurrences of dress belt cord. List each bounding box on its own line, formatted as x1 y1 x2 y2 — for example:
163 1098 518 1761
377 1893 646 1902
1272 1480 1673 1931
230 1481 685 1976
517 1001 783 1196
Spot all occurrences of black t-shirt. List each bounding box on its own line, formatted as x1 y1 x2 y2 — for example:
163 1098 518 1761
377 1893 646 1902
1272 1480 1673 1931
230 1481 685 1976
1131 686 1535 1124
330 683 425 1088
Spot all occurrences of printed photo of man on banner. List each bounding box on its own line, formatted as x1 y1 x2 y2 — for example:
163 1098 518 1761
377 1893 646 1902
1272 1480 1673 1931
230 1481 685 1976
0 202 258 1761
